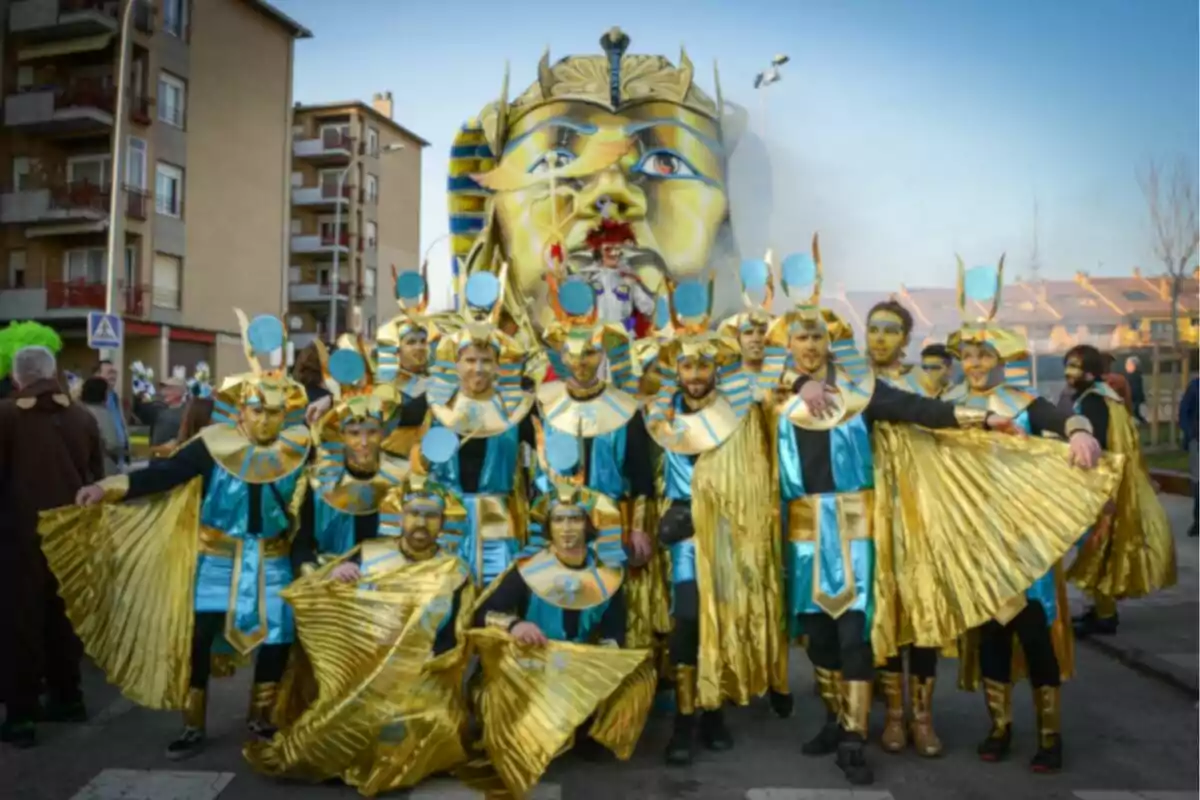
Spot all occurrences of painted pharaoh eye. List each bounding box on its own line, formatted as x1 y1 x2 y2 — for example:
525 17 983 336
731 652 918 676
528 149 576 174
634 149 699 179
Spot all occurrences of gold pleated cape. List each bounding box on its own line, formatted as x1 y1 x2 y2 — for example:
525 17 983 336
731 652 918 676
625 453 671 651
1067 393 1177 599
467 627 655 799
244 552 473 796
870 423 1123 661
689 405 789 709
37 478 205 710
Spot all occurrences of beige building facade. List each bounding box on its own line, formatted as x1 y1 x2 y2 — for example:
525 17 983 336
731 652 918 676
287 94 426 349
0 0 309 388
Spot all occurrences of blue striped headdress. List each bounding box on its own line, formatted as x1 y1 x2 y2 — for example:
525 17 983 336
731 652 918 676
540 274 637 395
212 309 307 430
945 254 1032 388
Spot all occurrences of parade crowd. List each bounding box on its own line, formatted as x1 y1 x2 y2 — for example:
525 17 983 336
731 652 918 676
0 246 1189 799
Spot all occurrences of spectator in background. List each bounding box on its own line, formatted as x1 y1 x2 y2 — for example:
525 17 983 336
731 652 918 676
1125 356 1147 422
292 343 330 405
79 377 122 477
0 346 100 747
148 377 188 459
1099 353 1135 413
1180 352 1198 538
93 359 129 468
177 396 214 444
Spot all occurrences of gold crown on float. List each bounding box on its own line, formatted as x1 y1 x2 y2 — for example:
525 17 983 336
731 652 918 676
215 309 307 419
312 337 400 442
478 28 723 152
946 254 1029 362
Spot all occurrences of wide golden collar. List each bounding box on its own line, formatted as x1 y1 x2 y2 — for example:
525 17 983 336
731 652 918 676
394 371 428 400
537 382 638 438
313 453 410 516
199 424 310 484
780 363 876 432
646 392 743 456
359 542 467 586
943 382 1037 417
1077 382 1123 405
518 549 623 611
431 391 534 438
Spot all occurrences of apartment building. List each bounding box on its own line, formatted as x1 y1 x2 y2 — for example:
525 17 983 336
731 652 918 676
287 92 426 349
0 0 310 387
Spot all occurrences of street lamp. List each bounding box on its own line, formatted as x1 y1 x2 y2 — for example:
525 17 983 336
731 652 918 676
327 141 405 341
753 53 789 140
102 0 139 381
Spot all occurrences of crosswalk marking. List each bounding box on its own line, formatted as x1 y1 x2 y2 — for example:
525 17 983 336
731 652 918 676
746 791 895 800
70 770 234 800
1074 793 1199 800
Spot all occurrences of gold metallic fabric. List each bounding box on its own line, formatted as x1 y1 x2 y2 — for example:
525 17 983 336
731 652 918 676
982 678 1012 736
869 423 1122 659
952 405 988 428
622 475 672 650
468 628 655 798
840 680 872 736
1067 396 1177 600
787 492 872 618
1034 685 1061 746
98 473 130 502
247 682 279 726
485 611 519 631
183 687 206 730
37 478 203 710
200 424 311 485
674 664 698 716
1063 414 1094 437
689 406 787 710
813 667 842 717
244 552 473 794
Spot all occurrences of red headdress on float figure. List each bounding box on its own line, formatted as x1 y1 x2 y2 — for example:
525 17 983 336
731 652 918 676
585 219 637 255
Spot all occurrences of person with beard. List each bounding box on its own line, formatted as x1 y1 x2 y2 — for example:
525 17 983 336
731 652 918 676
425 268 536 588
645 276 789 767
533 275 658 640
245 430 476 794
1063 344 1177 639
862 299 947 757
48 312 311 761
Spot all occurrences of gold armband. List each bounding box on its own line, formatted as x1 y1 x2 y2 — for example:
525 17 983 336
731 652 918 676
97 474 130 503
485 612 519 632
953 406 989 429
1064 415 1093 438
629 496 648 534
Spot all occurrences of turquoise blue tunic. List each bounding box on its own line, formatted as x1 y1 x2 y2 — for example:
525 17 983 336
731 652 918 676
776 412 875 631
522 553 614 644
194 465 302 646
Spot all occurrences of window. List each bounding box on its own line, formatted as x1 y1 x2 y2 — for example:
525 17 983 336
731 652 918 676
366 174 379 203
127 137 147 189
1123 290 1150 302
366 127 379 156
318 219 343 245
8 250 26 289
16 66 32 91
290 171 303 187
365 221 377 250
125 246 136 288
152 253 182 309
319 168 344 195
292 124 305 137
290 218 301 235
12 157 35 192
163 0 187 38
157 72 186 128
68 154 112 187
320 123 350 148
364 267 376 297
155 162 184 217
64 248 105 283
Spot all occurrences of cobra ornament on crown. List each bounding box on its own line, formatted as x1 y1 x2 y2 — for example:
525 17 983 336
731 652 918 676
448 27 735 341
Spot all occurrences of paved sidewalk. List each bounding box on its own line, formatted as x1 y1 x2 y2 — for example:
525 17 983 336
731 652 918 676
1069 494 1199 696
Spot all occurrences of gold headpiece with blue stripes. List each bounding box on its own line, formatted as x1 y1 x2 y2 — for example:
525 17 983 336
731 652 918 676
945 254 1031 386
212 309 307 428
379 429 468 539
311 338 401 445
376 262 445 385
719 250 777 338
541 273 637 394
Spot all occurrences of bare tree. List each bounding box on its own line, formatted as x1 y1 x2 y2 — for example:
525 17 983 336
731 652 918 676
1137 156 1199 349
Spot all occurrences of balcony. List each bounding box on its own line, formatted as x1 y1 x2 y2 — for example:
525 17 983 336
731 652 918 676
293 130 356 163
291 232 351 255
129 94 152 126
0 179 109 226
125 185 149 220
8 0 154 40
5 81 115 134
29 279 146 316
289 281 351 304
292 181 351 209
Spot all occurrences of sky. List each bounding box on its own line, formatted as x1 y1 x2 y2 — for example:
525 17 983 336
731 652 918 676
272 0 1199 298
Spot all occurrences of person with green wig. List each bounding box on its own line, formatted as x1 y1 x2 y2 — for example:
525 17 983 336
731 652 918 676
0 322 63 400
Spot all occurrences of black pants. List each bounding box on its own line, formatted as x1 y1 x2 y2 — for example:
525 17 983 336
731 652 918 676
883 646 938 679
978 602 1060 688
188 612 290 689
801 611 873 682
669 581 699 667
6 559 82 722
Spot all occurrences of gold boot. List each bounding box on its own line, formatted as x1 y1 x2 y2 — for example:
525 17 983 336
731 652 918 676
247 682 280 738
840 679 873 740
165 688 207 760
1031 686 1063 772
878 670 907 752
908 676 943 757
801 667 843 756
977 679 1013 761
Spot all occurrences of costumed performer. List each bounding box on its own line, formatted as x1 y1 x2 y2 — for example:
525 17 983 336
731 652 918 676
245 429 474 796
943 257 1112 773
426 267 535 587
1063 344 1176 638
469 436 654 798
646 275 787 766
48 311 311 760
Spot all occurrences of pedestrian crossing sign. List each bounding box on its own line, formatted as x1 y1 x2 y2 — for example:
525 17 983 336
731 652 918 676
87 312 122 350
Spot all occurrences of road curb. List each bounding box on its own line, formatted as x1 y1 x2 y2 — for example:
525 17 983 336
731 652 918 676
1083 636 1199 699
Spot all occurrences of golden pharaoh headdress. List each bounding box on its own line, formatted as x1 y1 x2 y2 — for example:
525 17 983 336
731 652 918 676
211 309 308 429
376 262 455 385
540 273 637 394
310 337 402 446
719 250 777 338
378 428 468 539
528 418 624 567
428 265 530 413
944 254 1032 387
